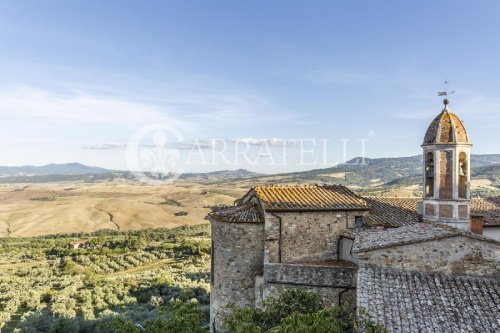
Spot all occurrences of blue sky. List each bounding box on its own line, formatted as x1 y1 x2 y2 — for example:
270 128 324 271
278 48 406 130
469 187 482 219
1 1 499 173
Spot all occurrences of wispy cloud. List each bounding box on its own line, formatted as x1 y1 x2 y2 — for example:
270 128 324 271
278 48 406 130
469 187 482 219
275 67 377 85
83 142 124 150
0 86 190 131
0 80 300 137
84 140 219 150
306 70 377 85
233 138 299 146
393 109 439 120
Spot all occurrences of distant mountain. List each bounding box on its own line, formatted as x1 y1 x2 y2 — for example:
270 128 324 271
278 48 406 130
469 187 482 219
0 154 499 189
179 169 262 182
0 163 110 176
246 155 424 187
242 154 500 195
470 154 500 166
0 164 261 184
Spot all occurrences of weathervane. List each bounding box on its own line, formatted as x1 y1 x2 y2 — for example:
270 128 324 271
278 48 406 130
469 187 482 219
438 81 455 105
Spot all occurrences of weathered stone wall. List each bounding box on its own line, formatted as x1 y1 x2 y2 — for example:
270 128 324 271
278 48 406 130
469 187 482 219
263 283 353 307
264 263 356 287
264 212 280 264
266 211 368 263
484 227 500 241
358 236 499 276
210 219 265 332
261 263 357 309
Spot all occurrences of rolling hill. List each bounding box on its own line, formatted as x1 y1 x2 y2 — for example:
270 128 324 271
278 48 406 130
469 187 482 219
0 162 110 176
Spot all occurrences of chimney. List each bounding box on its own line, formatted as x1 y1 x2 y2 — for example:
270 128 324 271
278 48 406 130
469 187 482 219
470 215 484 235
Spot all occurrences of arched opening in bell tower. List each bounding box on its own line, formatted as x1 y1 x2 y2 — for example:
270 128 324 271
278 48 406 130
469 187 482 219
425 152 435 197
458 152 468 198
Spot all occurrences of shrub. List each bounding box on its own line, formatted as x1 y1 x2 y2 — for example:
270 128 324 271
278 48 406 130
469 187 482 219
174 211 188 216
224 289 387 333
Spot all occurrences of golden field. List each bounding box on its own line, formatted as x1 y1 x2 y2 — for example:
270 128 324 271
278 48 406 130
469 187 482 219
0 180 250 237
0 173 496 238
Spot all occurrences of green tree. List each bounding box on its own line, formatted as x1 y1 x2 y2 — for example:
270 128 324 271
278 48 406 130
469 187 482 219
150 299 207 333
224 289 387 333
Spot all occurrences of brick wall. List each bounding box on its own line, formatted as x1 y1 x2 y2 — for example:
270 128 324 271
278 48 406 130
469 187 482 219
425 203 435 216
459 205 468 219
439 150 453 199
439 204 453 219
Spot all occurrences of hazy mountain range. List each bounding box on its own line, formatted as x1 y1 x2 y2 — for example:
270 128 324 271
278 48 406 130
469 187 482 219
0 155 499 195
0 162 109 176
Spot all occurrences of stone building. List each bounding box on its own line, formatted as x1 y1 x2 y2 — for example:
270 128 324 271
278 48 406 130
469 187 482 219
207 100 500 332
208 184 369 331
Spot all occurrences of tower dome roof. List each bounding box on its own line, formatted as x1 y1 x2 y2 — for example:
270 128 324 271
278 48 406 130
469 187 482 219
423 99 470 145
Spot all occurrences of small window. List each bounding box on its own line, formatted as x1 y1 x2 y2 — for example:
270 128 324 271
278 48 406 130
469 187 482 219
355 216 364 228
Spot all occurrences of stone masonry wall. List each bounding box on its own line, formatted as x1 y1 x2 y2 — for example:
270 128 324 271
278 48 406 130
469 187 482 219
263 283 353 308
268 211 368 263
264 263 356 287
359 236 499 276
262 263 357 308
210 219 265 332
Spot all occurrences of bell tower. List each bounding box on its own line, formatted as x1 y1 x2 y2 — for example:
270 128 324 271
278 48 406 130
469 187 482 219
421 99 472 230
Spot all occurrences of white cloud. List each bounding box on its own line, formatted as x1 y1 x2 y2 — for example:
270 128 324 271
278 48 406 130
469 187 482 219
84 139 219 150
306 70 377 85
83 142 124 150
0 87 191 132
275 67 377 85
233 138 298 146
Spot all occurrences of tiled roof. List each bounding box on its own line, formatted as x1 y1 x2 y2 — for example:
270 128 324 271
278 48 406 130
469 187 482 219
357 265 500 333
423 105 470 145
207 203 264 223
364 197 421 227
249 184 370 211
472 197 500 226
345 223 458 252
344 223 499 253
363 196 500 227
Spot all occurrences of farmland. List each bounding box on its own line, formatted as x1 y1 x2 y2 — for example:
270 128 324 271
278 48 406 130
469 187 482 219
0 225 211 332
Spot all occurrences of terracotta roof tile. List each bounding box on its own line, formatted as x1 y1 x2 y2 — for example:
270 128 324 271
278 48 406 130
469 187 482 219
471 197 500 226
251 184 370 211
357 265 500 333
423 108 470 145
364 197 421 227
